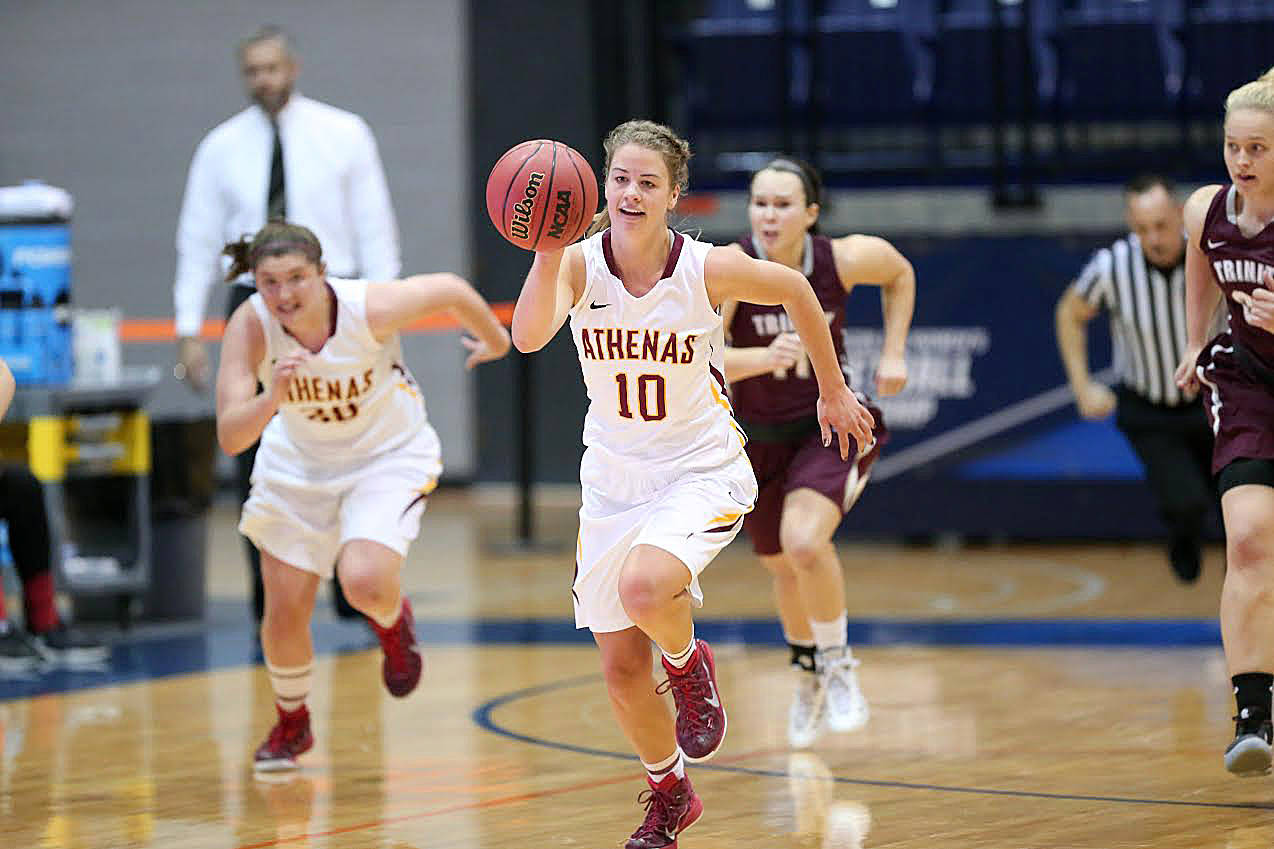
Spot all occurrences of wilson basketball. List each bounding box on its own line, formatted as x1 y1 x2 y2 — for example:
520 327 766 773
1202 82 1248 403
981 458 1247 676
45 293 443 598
486 140 599 251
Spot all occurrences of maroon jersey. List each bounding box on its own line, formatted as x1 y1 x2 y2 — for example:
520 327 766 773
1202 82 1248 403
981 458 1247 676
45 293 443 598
1195 184 1274 474
1202 185 1274 371
729 233 848 424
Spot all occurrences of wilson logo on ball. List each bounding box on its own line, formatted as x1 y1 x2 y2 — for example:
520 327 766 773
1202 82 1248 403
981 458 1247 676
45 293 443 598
509 171 545 241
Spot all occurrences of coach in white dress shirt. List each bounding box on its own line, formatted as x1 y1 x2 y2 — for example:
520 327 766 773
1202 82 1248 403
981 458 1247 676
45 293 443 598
172 25 400 622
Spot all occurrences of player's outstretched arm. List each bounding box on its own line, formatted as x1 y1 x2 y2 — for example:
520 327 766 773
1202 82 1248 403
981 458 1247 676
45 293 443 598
366 274 511 368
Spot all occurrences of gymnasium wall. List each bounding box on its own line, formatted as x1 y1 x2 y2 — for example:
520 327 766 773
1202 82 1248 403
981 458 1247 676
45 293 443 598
0 0 476 474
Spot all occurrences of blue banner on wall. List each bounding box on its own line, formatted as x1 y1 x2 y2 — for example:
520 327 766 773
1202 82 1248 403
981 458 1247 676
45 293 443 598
842 234 1145 483
825 233 1203 539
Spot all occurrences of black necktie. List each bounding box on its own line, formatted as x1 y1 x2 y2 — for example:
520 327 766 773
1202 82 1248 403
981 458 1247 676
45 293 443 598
267 119 286 220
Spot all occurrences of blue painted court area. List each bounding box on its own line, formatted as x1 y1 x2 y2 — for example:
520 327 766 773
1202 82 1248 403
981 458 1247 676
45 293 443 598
0 615 1221 703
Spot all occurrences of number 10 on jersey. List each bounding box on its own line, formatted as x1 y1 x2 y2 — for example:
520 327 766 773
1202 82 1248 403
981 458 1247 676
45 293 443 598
615 373 666 421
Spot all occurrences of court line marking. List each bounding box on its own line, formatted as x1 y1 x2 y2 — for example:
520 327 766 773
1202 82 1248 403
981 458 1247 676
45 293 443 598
1009 558 1108 615
927 557 1107 616
471 673 1274 813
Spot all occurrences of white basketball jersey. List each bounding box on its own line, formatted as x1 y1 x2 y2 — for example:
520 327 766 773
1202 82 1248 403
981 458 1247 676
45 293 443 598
570 230 746 490
249 277 427 460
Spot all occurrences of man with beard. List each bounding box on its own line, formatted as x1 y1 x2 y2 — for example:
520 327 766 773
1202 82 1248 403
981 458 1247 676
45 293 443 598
172 25 400 623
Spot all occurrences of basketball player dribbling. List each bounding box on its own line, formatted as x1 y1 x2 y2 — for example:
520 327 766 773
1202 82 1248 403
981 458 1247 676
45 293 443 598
511 120 875 849
1174 67 1274 778
723 157 914 748
215 221 510 771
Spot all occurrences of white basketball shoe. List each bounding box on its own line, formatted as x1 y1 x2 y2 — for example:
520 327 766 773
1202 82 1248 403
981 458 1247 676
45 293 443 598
817 647 869 733
788 668 826 748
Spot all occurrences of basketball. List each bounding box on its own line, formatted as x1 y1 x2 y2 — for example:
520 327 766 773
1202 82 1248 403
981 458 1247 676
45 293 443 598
486 139 599 251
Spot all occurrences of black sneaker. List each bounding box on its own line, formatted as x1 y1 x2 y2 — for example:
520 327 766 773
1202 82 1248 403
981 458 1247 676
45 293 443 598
1169 536 1202 584
30 623 109 667
1224 709 1272 777
0 622 40 673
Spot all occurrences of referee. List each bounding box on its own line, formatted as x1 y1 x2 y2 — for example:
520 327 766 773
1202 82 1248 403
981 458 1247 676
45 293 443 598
1055 174 1216 583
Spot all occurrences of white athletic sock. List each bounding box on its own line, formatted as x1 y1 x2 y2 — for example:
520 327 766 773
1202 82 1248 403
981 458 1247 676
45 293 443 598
267 661 313 713
662 631 697 669
643 748 686 782
810 612 848 653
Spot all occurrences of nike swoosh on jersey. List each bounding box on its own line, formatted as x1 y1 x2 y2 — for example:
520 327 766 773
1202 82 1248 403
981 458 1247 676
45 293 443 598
1208 239 1228 249
589 301 609 310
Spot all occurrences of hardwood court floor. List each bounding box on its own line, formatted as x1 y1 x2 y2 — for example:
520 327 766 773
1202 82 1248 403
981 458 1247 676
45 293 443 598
2 490 1264 849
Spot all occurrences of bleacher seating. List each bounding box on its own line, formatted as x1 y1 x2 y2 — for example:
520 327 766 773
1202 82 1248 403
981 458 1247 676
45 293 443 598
930 0 1056 123
810 0 937 127
680 0 809 134
1053 0 1184 121
671 0 1274 183
1182 0 1274 119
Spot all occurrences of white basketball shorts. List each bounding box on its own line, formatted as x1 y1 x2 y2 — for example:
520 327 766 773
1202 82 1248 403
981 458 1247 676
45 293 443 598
572 451 757 633
239 423 443 578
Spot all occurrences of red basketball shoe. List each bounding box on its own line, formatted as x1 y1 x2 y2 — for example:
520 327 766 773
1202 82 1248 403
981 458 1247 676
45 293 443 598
658 639 727 762
254 704 314 772
624 772 704 849
371 598 423 698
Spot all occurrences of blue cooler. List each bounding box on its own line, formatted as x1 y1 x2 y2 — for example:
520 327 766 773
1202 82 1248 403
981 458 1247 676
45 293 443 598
0 184 73 385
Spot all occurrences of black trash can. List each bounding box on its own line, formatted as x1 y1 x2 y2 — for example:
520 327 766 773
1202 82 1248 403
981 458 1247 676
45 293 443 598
143 417 216 620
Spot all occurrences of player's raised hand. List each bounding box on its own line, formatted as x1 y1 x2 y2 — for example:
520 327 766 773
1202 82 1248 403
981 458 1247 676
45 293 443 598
765 332 804 375
269 350 309 402
1235 273 1274 334
816 382 875 461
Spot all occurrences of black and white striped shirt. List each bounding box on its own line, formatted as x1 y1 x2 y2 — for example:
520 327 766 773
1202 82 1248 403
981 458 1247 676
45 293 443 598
1072 234 1189 406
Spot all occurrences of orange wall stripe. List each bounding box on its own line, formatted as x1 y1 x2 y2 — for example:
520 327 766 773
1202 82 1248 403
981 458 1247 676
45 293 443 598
117 301 517 343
